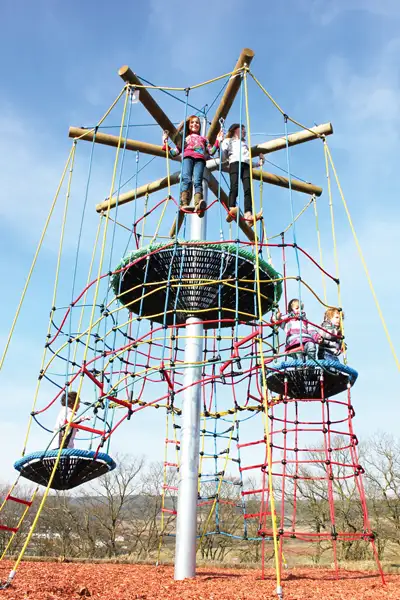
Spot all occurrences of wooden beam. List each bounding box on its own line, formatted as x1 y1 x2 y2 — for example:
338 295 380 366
96 173 180 213
96 161 322 212
207 48 255 144
70 122 332 173
118 66 180 144
169 206 196 239
251 169 322 197
169 211 185 239
69 127 174 159
250 122 333 156
204 123 334 172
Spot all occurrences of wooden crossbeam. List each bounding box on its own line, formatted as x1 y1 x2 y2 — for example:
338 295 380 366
69 127 175 159
207 48 255 144
71 122 332 165
252 169 322 196
250 122 333 155
118 66 181 144
70 123 329 211
95 161 321 213
169 207 195 239
96 173 181 213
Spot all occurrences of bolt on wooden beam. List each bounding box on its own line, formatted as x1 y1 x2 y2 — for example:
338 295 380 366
118 66 181 145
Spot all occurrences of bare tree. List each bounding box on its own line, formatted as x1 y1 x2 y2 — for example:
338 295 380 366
77 454 144 558
363 433 400 558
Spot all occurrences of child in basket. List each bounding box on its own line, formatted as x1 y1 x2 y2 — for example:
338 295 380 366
318 308 344 361
274 298 319 360
52 391 88 449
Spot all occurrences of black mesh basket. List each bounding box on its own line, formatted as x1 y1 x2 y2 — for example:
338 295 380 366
111 242 282 328
14 449 116 490
266 359 358 399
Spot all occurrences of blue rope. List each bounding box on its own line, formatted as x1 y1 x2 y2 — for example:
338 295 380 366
283 116 303 341
135 73 204 114
14 448 116 469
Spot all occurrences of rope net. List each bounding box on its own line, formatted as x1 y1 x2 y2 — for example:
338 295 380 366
0 61 389 593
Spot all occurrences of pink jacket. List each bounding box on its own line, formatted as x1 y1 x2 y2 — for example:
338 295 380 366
280 312 319 351
164 134 219 161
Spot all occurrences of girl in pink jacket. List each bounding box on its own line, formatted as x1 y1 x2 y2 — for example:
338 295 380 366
163 115 223 214
274 298 319 360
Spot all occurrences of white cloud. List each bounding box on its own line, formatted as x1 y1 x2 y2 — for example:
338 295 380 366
303 37 400 202
303 0 400 25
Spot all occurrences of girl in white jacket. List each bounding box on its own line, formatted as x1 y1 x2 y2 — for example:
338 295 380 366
221 123 253 224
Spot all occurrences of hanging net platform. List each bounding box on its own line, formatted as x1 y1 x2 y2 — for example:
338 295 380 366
111 241 282 328
266 359 358 399
14 449 116 491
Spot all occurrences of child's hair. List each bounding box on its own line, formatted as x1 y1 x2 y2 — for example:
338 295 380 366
225 123 245 139
61 391 79 409
324 308 343 331
177 115 201 135
287 298 304 313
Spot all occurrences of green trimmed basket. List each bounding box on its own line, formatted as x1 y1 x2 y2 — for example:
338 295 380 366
111 241 282 328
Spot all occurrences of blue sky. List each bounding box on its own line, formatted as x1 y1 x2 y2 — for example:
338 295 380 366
1 0 400 484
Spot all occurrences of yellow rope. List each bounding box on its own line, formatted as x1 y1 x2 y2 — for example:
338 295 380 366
10 88 132 578
323 143 341 295
312 196 327 305
267 196 314 241
151 193 171 244
1 82 126 375
249 71 326 138
244 71 281 591
189 67 244 90
124 67 245 93
164 126 180 239
0 487 39 562
73 88 127 141
323 141 346 359
21 143 77 454
325 142 400 371
72 215 103 365
0 479 18 513
0 144 76 373
258 158 273 265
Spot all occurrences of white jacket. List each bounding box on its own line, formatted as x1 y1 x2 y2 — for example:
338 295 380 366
52 406 77 449
221 138 250 165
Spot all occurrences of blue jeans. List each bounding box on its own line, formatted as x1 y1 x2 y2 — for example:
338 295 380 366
318 348 340 363
181 157 205 194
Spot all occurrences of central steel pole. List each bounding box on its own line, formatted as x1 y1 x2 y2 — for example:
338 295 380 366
174 125 209 580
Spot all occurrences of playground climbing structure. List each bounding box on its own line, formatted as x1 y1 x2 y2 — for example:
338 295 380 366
1 48 395 597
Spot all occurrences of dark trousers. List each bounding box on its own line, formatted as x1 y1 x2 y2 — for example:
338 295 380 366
228 161 252 213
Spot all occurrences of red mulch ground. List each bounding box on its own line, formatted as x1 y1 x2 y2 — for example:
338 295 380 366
0 561 399 599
